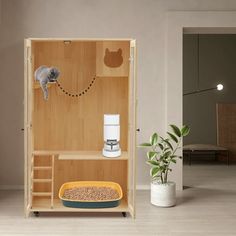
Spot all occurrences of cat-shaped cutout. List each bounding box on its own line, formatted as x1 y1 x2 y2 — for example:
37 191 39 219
104 48 123 68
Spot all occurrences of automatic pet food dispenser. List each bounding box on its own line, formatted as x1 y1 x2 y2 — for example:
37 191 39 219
102 114 121 158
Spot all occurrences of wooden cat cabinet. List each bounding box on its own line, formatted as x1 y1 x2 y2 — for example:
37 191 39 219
24 38 137 217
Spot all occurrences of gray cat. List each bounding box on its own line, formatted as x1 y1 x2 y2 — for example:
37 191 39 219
34 66 60 100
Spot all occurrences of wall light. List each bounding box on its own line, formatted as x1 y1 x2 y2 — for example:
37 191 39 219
184 84 224 96
217 84 224 91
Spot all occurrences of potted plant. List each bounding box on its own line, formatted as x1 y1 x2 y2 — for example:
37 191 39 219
139 124 190 207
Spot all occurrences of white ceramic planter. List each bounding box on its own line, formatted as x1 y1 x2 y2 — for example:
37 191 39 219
151 181 176 207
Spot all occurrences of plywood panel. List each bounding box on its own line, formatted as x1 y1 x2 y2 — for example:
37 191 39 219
31 198 128 212
33 157 128 200
96 41 129 77
32 41 128 151
217 103 236 160
53 159 128 200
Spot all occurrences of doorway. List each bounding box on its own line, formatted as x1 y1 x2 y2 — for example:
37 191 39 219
183 33 236 190
166 11 236 191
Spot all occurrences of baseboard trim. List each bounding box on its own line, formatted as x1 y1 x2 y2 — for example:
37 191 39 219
0 185 24 190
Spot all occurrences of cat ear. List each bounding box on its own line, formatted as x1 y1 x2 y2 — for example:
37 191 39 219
105 48 109 54
117 48 122 55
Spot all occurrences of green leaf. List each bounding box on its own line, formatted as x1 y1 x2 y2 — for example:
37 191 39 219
171 155 182 159
181 125 190 137
158 143 164 150
146 160 159 166
170 124 181 137
150 133 158 146
159 165 165 171
163 147 170 153
167 132 178 143
153 175 161 180
150 167 159 177
162 139 173 150
163 150 172 158
162 160 168 165
147 151 158 160
170 159 177 164
139 142 152 147
170 155 178 158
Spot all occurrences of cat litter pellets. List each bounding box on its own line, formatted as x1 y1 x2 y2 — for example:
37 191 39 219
63 186 119 201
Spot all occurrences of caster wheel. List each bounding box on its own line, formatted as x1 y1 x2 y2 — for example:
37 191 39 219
122 212 127 217
33 211 40 217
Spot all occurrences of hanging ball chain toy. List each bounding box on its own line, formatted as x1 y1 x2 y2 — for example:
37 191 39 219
56 76 96 97
35 65 96 100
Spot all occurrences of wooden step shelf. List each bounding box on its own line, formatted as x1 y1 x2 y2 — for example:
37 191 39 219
32 192 52 197
33 179 52 183
33 150 128 160
31 155 55 209
33 166 52 170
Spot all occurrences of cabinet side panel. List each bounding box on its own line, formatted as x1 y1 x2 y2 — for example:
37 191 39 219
128 40 137 218
24 39 33 216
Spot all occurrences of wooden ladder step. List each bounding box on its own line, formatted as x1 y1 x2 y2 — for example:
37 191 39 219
32 192 52 196
33 179 52 183
33 166 52 170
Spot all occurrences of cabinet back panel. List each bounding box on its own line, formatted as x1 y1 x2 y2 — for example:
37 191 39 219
32 41 128 151
33 159 128 200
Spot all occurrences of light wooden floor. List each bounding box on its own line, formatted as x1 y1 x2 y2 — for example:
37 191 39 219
1 163 236 235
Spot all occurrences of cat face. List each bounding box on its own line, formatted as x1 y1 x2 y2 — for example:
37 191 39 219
104 48 123 68
48 67 60 82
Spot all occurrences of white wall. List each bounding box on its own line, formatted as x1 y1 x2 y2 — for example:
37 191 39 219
1 0 236 190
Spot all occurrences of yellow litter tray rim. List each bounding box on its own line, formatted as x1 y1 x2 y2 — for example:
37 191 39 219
59 181 123 203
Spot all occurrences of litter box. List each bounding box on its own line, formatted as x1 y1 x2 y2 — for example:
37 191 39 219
59 181 123 208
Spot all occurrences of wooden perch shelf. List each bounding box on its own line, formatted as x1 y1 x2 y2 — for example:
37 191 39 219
33 81 56 89
33 150 128 160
